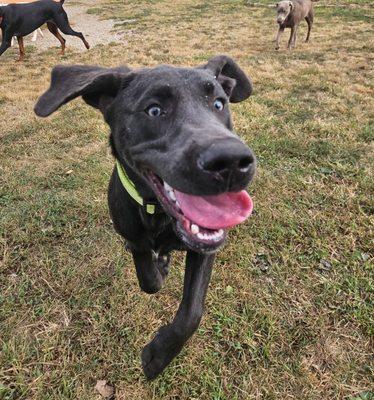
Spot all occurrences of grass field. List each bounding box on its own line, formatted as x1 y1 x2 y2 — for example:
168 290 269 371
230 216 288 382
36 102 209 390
0 0 373 399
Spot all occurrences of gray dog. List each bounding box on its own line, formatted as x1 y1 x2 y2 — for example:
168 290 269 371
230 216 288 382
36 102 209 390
275 0 318 50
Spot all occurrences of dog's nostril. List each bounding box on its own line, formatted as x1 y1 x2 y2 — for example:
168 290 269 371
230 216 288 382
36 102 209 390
238 156 252 170
202 154 253 173
206 159 229 172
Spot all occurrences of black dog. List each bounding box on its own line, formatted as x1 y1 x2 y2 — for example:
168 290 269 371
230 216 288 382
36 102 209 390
34 55 256 379
0 0 89 61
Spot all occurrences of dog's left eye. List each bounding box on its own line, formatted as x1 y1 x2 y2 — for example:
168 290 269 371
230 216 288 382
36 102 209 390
146 105 164 117
213 99 225 111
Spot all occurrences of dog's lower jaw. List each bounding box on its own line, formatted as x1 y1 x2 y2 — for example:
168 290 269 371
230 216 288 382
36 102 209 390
174 221 225 254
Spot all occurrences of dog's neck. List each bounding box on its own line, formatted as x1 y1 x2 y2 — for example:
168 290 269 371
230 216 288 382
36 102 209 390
116 160 159 215
115 157 161 214
110 133 160 205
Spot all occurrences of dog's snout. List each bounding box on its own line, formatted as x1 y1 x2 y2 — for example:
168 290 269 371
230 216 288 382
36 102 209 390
198 140 255 184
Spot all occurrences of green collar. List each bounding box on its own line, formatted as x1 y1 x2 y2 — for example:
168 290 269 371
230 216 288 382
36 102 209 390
116 160 156 214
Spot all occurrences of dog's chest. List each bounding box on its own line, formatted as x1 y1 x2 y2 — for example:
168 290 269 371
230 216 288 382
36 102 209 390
140 210 186 252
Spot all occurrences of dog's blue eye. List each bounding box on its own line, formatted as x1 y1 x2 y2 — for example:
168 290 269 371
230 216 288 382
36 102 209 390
214 99 224 111
146 105 163 117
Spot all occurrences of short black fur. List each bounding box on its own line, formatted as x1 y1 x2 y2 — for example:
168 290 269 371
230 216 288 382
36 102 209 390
35 56 256 379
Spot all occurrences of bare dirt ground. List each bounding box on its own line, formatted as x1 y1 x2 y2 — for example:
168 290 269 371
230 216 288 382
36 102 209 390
19 0 125 52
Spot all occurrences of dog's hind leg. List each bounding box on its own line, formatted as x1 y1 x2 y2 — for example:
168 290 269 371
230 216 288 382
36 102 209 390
47 21 66 55
16 36 25 61
142 251 214 379
305 12 313 42
52 10 90 49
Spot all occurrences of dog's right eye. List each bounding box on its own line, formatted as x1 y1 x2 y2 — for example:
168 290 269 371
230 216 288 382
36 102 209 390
146 105 164 117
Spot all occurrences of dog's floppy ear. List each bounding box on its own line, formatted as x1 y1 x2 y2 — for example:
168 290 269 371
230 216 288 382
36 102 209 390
34 65 131 117
201 55 253 103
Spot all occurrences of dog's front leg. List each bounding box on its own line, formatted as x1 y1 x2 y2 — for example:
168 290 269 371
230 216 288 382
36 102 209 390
275 26 284 50
131 247 170 294
142 251 215 379
0 33 11 57
287 26 294 49
291 24 298 48
288 25 298 49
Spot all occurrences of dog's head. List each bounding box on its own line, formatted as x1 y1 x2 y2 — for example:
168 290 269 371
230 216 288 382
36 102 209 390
276 1 293 24
35 56 256 253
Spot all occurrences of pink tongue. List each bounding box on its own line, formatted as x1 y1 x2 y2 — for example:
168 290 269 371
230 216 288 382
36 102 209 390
174 189 253 230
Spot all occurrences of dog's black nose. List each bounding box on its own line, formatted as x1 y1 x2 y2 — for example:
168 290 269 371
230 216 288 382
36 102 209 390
199 139 255 182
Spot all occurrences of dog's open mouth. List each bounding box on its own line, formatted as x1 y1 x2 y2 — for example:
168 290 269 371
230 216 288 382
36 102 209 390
146 172 253 252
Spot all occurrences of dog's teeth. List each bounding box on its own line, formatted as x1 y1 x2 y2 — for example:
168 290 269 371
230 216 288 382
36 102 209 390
163 181 178 202
175 200 181 209
196 229 224 242
191 224 199 235
214 231 223 241
169 190 176 201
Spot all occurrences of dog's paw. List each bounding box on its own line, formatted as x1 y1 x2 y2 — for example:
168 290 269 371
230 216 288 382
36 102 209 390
141 326 182 379
140 280 163 295
156 253 171 278
142 341 166 380
275 45 280 51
